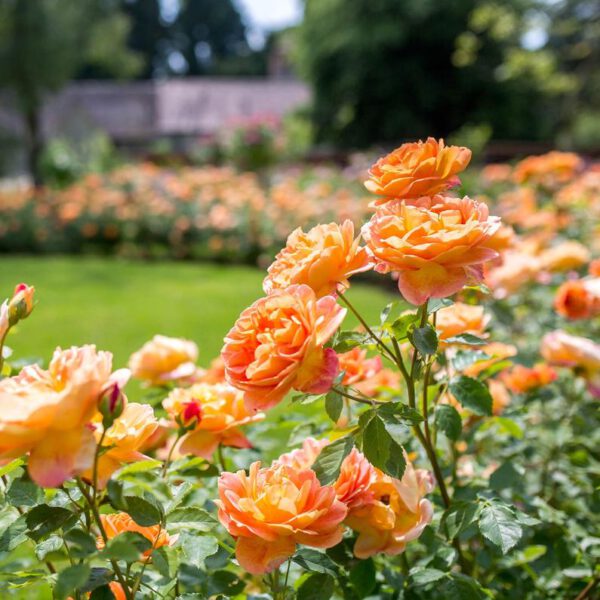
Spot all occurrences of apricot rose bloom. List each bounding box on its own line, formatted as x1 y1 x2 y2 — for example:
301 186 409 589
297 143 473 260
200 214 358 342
216 461 348 574
83 403 159 488
345 455 434 558
541 330 600 396
365 138 471 202
435 302 489 344
222 284 346 411
0 345 121 487
513 151 583 187
554 278 600 320
163 383 264 459
129 335 199 385
275 437 329 471
540 241 590 273
263 220 372 297
362 195 500 305
501 363 557 394
338 347 382 387
98 512 175 560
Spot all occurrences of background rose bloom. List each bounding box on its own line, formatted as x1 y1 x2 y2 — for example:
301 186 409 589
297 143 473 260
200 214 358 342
540 241 590 273
83 402 158 488
0 345 116 487
354 368 401 397
345 455 433 558
263 220 372 298
338 347 382 387
163 383 264 459
435 302 489 344
216 461 347 574
222 284 346 411
485 251 541 299
364 137 471 202
129 335 199 385
501 363 557 394
513 151 583 186
554 278 600 320
362 195 500 305
98 512 175 560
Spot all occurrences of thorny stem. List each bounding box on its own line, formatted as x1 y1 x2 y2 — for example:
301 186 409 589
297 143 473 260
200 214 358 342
575 575 600 600
130 522 163 598
161 431 184 478
217 444 228 472
332 385 385 406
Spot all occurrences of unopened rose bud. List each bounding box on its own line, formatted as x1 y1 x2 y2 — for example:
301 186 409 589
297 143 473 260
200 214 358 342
99 381 126 428
178 400 202 430
8 283 35 325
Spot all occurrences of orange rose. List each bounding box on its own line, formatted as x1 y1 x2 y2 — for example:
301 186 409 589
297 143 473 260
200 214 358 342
540 241 590 273
513 151 583 187
198 356 227 384
98 512 175 560
365 138 471 202
362 195 500 305
354 368 401 397
0 345 119 487
338 347 382 386
263 221 372 298
501 363 557 394
554 278 600 320
216 461 348 574
129 335 199 385
485 251 541 299
222 285 346 411
163 383 264 459
589 259 600 277
488 379 511 416
463 342 517 378
333 448 377 510
83 403 159 488
481 163 512 184
435 302 489 344
345 454 433 558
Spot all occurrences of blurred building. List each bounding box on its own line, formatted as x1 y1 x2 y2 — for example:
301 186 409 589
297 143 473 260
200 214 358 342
0 77 309 153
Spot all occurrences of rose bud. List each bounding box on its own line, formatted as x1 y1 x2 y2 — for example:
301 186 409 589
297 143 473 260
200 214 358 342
8 283 35 325
178 399 203 431
98 381 126 429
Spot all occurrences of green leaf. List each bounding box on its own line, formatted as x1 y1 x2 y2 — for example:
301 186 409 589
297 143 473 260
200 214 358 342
489 462 524 492
442 501 481 539
0 514 28 551
478 503 522 554
0 458 24 478
427 298 454 313
435 405 462 440
445 333 487 346
349 557 376 596
55 564 91 600
293 548 338 576
449 376 493 416
180 531 219 568
116 459 161 477
25 504 72 541
123 496 162 526
410 324 439 355
35 535 63 560
391 313 419 340
152 546 176 578
440 573 487 599
452 350 490 371
325 389 343 422
410 567 447 586
378 402 424 424
167 507 216 532
64 529 97 558
333 331 371 352
7 477 43 507
206 569 245 597
313 436 353 485
100 531 152 562
360 411 390 472
297 573 335 600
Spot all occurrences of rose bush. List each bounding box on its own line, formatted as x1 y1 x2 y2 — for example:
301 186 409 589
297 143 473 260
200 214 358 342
0 141 598 600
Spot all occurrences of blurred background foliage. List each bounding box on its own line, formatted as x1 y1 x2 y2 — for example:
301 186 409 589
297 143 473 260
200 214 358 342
0 0 598 185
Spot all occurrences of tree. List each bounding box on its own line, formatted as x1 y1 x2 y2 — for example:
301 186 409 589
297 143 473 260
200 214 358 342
175 0 254 76
0 0 142 185
293 0 594 149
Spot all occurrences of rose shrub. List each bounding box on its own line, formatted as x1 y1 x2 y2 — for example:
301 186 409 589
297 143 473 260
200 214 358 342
0 141 598 600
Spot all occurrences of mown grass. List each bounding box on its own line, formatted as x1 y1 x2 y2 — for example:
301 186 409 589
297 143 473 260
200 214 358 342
2 255 392 375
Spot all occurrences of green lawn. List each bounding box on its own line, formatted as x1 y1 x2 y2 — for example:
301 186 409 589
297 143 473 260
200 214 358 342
2 255 392 377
